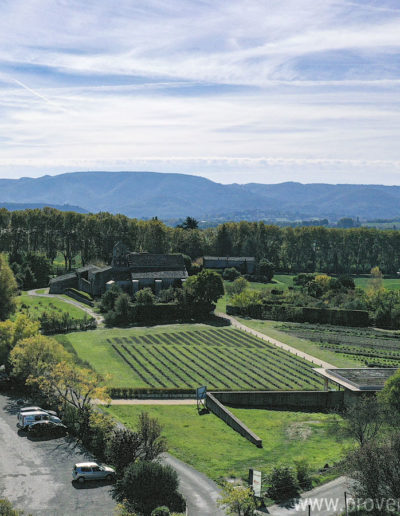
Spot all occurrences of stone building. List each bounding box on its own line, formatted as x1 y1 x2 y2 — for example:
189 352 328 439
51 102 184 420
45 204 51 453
49 242 188 297
202 256 256 274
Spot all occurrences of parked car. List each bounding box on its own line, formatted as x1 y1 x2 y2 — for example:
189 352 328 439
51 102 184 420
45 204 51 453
27 420 67 437
72 462 116 483
18 406 58 419
17 411 51 430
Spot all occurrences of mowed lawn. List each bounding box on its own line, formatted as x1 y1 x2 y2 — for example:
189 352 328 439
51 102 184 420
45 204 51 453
354 276 400 290
106 405 351 481
16 293 88 320
57 326 325 390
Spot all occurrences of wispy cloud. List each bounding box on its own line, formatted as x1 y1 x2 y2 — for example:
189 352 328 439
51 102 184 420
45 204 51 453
0 0 399 182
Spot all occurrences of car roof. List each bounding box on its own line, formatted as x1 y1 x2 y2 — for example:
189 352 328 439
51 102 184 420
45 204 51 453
20 406 42 411
75 462 99 468
21 411 49 416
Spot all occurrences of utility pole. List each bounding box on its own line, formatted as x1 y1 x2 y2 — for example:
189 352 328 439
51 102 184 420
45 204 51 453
344 491 348 516
308 504 311 516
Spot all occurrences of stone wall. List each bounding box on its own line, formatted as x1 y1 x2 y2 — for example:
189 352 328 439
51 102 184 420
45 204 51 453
212 390 345 411
206 392 262 447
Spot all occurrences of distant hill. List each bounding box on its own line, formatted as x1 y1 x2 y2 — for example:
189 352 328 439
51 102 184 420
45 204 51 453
0 202 88 213
0 172 400 220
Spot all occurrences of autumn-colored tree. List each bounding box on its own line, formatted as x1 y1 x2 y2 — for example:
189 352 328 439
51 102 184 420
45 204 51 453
10 334 70 384
217 483 257 516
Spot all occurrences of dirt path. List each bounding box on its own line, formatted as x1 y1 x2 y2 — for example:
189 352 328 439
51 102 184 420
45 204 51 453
27 288 104 325
216 312 336 369
101 399 197 405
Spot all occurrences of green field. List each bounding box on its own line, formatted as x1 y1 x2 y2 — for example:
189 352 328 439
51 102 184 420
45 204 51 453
354 276 400 291
58 325 326 390
107 405 350 481
16 293 88 320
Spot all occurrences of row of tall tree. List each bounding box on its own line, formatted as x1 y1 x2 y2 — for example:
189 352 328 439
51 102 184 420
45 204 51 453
2 207 400 273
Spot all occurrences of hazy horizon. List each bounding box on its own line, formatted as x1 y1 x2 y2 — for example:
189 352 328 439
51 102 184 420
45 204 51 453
0 1 399 184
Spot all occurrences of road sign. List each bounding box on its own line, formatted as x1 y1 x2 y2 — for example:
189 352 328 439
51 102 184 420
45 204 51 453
249 468 262 497
196 386 207 400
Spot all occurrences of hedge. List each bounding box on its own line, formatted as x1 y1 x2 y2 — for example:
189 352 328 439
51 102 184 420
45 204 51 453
130 303 214 324
108 387 197 399
227 304 370 327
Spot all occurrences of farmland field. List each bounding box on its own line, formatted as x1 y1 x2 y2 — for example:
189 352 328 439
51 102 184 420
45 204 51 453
281 322 400 368
107 405 350 481
236 319 363 367
58 326 326 390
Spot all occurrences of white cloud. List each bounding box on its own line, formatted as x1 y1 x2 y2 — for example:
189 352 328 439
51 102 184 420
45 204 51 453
0 0 399 182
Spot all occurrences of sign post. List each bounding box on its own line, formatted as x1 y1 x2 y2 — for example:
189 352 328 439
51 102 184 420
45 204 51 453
196 386 207 413
249 468 262 498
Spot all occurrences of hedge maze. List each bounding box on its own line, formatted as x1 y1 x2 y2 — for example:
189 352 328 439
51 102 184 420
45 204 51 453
106 328 325 390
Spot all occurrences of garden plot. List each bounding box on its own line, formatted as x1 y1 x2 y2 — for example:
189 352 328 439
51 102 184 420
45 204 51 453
282 323 400 367
101 327 325 390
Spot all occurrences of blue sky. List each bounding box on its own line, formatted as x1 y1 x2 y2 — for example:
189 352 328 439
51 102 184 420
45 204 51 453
0 0 400 184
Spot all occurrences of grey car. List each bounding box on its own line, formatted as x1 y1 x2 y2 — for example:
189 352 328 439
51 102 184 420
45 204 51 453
72 462 116 483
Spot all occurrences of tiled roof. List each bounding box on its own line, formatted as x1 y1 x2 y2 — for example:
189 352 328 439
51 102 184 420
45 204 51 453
131 270 188 280
49 272 77 283
127 253 185 269
203 256 255 261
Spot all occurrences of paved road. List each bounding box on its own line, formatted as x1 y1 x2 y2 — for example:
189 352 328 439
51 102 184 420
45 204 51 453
28 288 104 325
217 313 336 369
267 476 349 516
0 393 116 515
163 454 226 516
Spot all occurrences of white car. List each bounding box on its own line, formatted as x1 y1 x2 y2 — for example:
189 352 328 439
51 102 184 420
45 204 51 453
72 462 116 483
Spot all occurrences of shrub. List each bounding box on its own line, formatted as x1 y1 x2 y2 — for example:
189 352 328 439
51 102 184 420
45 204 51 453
225 277 248 298
267 465 299 502
135 288 156 305
114 461 185 516
256 258 274 281
0 498 24 515
99 284 123 313
223 267 241 281
294 460 313 491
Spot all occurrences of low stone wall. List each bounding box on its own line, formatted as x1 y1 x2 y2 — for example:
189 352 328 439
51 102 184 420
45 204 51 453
206 392 262 447
212 390 345 411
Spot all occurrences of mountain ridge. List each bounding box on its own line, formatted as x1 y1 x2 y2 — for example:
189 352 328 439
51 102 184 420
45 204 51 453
0 171 399 220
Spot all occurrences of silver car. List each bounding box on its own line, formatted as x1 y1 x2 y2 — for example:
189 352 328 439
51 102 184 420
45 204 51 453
72 462 116 483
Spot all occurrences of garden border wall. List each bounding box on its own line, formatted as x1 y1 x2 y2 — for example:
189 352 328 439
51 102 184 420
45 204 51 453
206 392 262 447
211 390 345 411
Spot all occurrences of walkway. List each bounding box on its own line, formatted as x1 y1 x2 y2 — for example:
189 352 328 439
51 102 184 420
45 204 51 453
28 288 104 325
101 399 197 405
267 476 350 516
216 313 336 369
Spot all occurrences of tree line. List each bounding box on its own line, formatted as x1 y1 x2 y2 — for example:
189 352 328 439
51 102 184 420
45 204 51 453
2 207 400 273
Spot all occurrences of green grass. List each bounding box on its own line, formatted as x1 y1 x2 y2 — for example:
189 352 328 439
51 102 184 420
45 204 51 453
106 405 351 482
16 293 88 320
57 325 326 390
271 274 295 290
236 318 363 368
354 276 400 291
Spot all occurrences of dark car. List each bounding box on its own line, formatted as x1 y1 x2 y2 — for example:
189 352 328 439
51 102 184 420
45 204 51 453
27 420 68 437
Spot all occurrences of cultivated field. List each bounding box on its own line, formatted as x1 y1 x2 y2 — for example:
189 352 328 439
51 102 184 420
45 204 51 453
58 326 325 390
282 323 400 368
107 405 349 481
